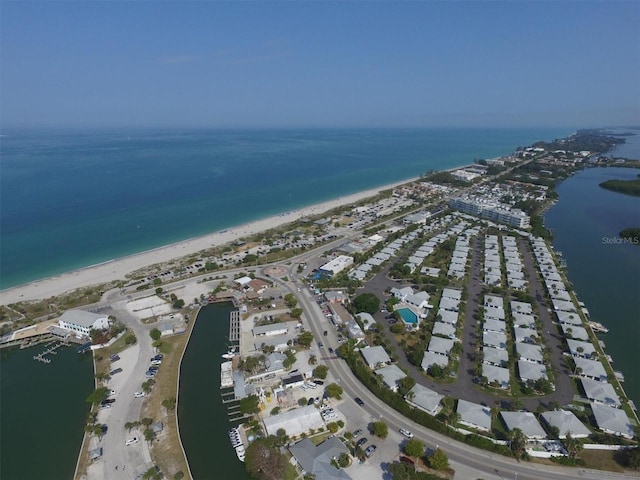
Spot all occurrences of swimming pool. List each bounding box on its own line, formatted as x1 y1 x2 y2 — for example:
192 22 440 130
397 308 418 324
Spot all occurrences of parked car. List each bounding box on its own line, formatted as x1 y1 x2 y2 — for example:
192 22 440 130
353 429 363 438
399 428 414 438
354 397 364 406
109 368 123 375
365 445 377 457
125 437 139 446
356 437 368 448
399 456 415 466
133 391 145 398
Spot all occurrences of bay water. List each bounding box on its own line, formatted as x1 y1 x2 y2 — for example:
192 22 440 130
0 345 94 480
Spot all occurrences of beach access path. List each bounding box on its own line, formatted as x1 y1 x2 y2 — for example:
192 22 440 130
0 177 418 306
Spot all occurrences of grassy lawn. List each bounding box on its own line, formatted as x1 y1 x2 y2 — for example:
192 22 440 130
310 432 331 445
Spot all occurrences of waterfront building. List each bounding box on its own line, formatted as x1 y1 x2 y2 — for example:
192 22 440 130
421 350 449 371
58 310 110 338
590 403 635 439
580 378 621 408
449 197 530 228
263 405 324 437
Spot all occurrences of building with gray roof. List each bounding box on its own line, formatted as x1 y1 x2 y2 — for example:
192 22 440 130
58 310 110 337
432 322 456 339
512 312 536 328
427 336 454 356
360 346 391 369
405 383 443 416
540 410 591 439
566 339 596 358
436 309 459 325
441 288 462 301
580 378 621 408
289 437 351 480
556 311 582 326
375 364 407 392
501 411 547 439
560 324 589 341
482 364 510 389
456 399 492 432
483 319 506 333
421 350 449 371
516 343 544 363
483 331 507 350
517 360 547 383
590 403 635 439
483 346 508 367
513 327 538 344
574 357 607 382
438 297 460 313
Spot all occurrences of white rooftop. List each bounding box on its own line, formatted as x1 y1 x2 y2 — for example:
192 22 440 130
581 378 621 408
361 346 391 367
427 336 454 356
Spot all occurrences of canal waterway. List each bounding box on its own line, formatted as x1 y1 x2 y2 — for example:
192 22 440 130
177 303 251 480
0 344 94 480
545 166 640 407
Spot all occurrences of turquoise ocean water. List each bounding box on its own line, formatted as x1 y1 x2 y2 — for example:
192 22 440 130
0 128 571 289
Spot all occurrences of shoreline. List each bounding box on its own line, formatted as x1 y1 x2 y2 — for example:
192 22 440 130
0 175 425 305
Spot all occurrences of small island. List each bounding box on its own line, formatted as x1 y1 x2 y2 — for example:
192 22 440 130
620 227 640 246
599 176 640 197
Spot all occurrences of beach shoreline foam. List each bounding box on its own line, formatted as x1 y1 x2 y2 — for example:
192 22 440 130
0 176 421 305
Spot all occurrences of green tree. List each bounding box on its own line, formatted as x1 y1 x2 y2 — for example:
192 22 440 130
144 427 156 444
245 438 286 480
162 397 176 412
327 422 339 434
325 383 343 399
239 394 260 415
297 331 314 347
564 432 583 460
404 438 425 458
86 387 110 405
142 379 155 393
141 417 154 427
508 428 527 460
284 293 298 309
428 448 449 470
352 293 380 314
371 421 388 438
390 322 406 334
173 471 185 480
313 365 328 379
150 328 161 341
290 308 303 318
124 332 137 345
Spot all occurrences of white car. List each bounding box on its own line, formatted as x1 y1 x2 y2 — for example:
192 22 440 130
125 437 139 446
133 391 145 398
399 428 414 438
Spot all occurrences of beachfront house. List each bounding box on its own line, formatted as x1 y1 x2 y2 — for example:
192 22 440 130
289 437 351 480
58 310 110 338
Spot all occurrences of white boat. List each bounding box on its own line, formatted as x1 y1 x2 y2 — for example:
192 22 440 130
235 445 245 462
222 347 237 359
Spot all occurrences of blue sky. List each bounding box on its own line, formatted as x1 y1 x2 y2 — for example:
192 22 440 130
1 1 639 128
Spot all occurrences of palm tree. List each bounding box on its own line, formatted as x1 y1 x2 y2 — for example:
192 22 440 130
508 428 527 459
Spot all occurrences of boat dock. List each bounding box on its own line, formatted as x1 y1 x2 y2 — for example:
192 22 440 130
33 341 69 363
229 310 240 345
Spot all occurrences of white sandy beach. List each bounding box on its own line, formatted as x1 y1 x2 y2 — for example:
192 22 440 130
0 177 420 305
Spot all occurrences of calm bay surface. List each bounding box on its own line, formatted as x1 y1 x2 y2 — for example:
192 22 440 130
0 345 94 480
0 127 571 289
177 303 251 480
545 166 640 406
